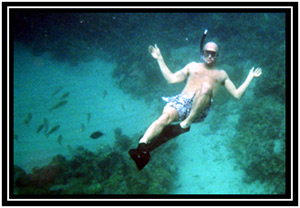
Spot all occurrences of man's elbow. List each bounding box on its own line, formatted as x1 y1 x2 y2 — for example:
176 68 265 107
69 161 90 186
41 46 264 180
167 77 179 84
235 94 242 100
233 92 242 100
166 79 173 84
168 80 177 84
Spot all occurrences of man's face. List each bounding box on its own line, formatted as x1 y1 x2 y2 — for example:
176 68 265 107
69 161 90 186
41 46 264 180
203 50 218 65
203 42 218 65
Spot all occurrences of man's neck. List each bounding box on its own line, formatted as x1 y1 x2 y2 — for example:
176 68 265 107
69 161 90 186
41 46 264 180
204 62 215 70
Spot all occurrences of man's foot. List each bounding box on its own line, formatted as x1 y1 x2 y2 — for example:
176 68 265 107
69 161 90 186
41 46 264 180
129 124 190 170
179 120 191 129
129 143 150 170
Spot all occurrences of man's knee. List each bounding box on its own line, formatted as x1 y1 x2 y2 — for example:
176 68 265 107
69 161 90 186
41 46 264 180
157 112 174 126
204 88 213 97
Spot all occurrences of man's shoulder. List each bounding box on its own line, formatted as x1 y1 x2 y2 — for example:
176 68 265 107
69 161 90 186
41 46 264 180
183 62 200 73
215 69 228 83
186 62 207 70
187 61 199 67
215 69 227 76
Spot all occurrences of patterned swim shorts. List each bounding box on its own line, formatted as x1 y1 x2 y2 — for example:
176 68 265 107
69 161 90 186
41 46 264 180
162 93 212 123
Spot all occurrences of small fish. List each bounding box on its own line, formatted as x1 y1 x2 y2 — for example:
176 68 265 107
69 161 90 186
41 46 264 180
57 135 63 145
121 104 125 112
193 174 200 178
67 144 73 154
60 92 70 100
43 118 49 135
24 119 29 126
47 125 60 137
36 123 45 133
24 113 32 126
49 100 68 111
90 131 104 139
87 113 91 124
52 86 63 97
80 123 85 132
14 134 18 141
103 90 107 99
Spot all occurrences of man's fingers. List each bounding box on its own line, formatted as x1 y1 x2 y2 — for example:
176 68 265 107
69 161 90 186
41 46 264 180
148 45 154 54
255 68 262 76
256 68 262 73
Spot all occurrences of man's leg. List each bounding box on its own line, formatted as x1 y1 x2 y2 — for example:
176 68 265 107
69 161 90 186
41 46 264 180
129 107 180 170
139 107 179 144
180 87 212 129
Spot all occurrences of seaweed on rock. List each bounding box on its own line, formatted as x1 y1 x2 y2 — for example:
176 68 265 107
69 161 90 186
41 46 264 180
229 96 286 194
14 128 179 195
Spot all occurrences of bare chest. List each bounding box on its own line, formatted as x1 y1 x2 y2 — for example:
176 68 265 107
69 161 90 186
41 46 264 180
188 67 223 85
182 64 225 96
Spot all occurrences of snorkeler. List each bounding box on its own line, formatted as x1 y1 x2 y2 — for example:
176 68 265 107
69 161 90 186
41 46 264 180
129 30 262 170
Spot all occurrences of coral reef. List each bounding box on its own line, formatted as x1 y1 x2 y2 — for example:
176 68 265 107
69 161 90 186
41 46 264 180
14 128 179 195
229 96 286 194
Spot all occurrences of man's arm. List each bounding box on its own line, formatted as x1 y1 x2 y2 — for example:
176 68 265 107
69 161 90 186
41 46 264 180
149 44 188 84
223 67 262 99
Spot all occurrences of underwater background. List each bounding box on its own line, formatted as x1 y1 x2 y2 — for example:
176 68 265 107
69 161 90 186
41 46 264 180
13 12 286 195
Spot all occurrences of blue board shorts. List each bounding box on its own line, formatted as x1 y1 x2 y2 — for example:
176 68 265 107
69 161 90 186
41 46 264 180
162 93 212 123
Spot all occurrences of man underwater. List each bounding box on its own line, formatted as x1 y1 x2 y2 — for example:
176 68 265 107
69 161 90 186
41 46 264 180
129 30 262 170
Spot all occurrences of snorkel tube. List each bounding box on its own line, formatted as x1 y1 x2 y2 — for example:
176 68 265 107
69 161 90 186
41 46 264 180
200 29 208 57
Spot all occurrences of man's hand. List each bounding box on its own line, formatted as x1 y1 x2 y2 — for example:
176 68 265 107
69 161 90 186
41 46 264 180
148 44 162 59
249 67 262 78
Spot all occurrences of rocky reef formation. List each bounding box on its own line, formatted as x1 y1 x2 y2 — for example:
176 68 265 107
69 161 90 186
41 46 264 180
14 128 179 195
229 97 286 194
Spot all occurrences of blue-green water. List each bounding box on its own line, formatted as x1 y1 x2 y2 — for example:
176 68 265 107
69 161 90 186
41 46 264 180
13 12 286 195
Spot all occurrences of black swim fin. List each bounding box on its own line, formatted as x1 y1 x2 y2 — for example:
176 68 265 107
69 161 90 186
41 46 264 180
147 124 190 152
129 124 190 170
129 143 150 170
